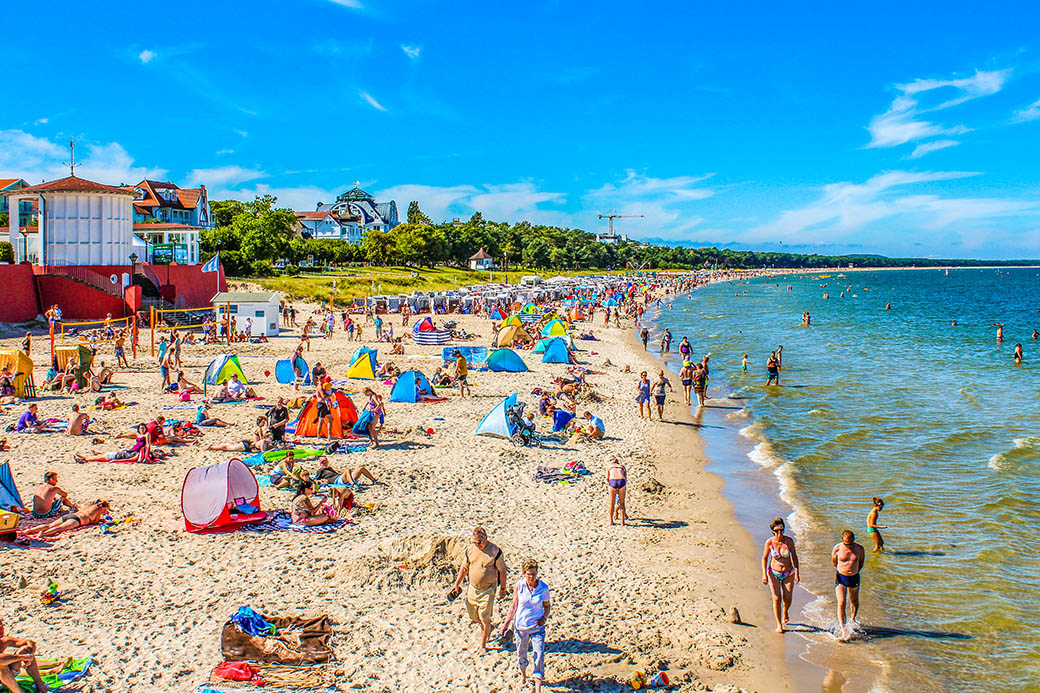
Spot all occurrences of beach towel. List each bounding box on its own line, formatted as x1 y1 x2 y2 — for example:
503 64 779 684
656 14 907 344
239 510 347 534
351 410 373 438
534 462 592 484
3 656 92 693
240 448 327 467
220 612 335 666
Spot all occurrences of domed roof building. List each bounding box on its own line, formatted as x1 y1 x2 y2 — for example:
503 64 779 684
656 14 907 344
316 183 398 235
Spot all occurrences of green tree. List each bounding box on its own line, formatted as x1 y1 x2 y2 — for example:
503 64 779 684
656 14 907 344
362 230 398 266
406 201 432 225
0 241 14 263
210 200 246 228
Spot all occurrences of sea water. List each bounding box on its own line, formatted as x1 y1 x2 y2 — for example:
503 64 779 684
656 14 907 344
648 268 1040 691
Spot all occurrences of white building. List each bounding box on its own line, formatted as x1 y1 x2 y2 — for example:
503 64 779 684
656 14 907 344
469 248 494 270
212 291 282 336
295 211 363 244
315 184 398 236
3 175 135 265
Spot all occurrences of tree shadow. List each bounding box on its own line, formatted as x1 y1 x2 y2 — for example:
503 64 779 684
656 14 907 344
624 518 688 530
546 638 622 655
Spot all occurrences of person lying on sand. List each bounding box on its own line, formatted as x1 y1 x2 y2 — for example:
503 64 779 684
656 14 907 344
77 424 151 463
31 471 76 518
208 417 273 453
313 457 379 488
0 617 50 693
22 500 109 539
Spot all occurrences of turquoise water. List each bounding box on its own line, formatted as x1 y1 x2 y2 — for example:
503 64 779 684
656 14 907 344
651 268 1040 691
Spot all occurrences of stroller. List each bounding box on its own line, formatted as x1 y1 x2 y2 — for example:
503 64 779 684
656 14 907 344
506 401 539 447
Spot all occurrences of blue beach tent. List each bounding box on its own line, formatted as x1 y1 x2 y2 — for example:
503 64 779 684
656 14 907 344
0 461 24 511
389 370 436 403
552 410 574 432
346 348 378 379
275 355 311 385
541 338 571 364
475 393 518 439
486 348 528 372
489 307 507 320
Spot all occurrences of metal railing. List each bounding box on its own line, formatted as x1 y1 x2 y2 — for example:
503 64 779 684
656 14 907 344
40 265 124 297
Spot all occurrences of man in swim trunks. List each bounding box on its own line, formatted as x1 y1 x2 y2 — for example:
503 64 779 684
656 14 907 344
640 328 649 350
66 404 89 436
454 350 471 397
832 530 865 641
23 500 109 539
32 472 77 519
449 526 508 651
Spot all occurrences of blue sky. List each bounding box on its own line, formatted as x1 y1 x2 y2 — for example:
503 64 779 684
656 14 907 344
4 1 1040 258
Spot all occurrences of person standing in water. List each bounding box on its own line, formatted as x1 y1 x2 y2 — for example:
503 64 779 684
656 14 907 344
640 327 649 351
1032 329 1038 340
867 497 887 552
1014 343 1023 363
996 322 1004 342
742 354 749 373
766 352 780 386
832 530 865 642
761 517 799 634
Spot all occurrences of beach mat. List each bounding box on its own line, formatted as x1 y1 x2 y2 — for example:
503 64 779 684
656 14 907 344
221 612 335 665
239 510 348 534
3 656 92 692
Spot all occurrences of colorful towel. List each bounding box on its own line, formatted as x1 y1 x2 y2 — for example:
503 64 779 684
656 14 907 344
241 448 326 467
239 510 347 533
3 656 92 692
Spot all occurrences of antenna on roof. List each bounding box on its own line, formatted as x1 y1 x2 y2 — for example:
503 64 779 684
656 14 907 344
63 140 78 176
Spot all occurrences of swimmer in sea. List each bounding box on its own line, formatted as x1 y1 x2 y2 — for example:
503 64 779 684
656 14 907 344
996 322 1004 343
1033 329 1038 340
742 354 749 373
867 497 887 553
766 352 780 386
1014 343 1023 363
952 320 957 327
885 302 891 310
832 530 865 642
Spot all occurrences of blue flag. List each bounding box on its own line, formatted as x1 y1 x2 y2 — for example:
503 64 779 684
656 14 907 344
201 252 221 273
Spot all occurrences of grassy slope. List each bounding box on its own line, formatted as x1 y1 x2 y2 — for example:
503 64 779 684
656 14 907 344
251 266 619 303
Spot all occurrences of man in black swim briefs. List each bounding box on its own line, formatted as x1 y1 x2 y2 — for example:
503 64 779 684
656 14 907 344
832 529 865 641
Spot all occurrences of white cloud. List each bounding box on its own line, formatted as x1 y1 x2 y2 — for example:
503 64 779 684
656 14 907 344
582 170 715 238
207 183 341 211
867 69 1009 148
907 139 961 159
374 182 570 226
186 166 267 187
1012 98 1040 123
401 45 422 59
313 38 374 58
216 149 235 155
741 170 1040 251
138 49 156 64
33 118 48 126
233 129 249 138
359 91 388 112
327 0 362 7
0 130 166 185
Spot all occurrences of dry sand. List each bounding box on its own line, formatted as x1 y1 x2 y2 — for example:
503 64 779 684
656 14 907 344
0 307 796 692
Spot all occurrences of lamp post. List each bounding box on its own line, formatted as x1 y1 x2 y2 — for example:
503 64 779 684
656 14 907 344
127 252 138 320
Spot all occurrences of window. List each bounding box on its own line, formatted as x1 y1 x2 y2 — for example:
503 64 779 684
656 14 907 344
255 309 265 317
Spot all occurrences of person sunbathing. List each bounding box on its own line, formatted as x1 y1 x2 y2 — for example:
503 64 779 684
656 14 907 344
78 424 151 463
66 404 90 435
209 382 231 403
60 358 79 393
195 404 231 427
207 417 272 452
16 404 46 433
430 368 453 387
376 361 399 378
270 451 305 490
389 339 405 355
22 500 110 539
290 480 334 526
99 391 123 410
162 421 194 446
226 374 247 400
0 369 15 398
314 457 379 487
31 471 76 518
0 616 51 693
176 371 202 395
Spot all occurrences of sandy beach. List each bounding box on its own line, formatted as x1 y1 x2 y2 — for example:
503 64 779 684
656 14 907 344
0 300 797 692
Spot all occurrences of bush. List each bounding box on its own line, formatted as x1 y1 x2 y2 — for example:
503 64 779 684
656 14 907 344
0 241 13 263
251 260 275 277
284 264 300 276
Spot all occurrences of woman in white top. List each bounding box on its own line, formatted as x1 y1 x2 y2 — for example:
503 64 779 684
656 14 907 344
498 558 551 692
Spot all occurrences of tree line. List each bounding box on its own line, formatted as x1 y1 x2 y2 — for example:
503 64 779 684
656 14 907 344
199 195 1038 276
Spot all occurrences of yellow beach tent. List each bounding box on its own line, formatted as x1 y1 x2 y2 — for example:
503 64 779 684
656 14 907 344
0 350 35 398
494 324 532 347
502 314 523 327
346 348 377 380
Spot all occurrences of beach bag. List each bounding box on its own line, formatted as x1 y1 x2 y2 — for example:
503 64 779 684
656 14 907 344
213 661 258 682
352 409 373 437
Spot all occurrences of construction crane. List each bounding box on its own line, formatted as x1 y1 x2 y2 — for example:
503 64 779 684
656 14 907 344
597 211 644 240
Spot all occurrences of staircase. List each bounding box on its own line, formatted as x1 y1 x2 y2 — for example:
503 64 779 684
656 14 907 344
39 265 124 297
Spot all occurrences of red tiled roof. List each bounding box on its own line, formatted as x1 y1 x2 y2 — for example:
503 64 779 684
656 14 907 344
470 248 493 260
176 188 202 208
295 211 336 220
133 223 202 230
0 178 25 189
3 175 133 196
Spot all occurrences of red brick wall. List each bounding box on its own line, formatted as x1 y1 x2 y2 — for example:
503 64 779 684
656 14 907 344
0 264 41 321
148 263 227 308
36 276 129 321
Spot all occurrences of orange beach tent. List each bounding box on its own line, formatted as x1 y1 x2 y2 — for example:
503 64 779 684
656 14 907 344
294 391 359 438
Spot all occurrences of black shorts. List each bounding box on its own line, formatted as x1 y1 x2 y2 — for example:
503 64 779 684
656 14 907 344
654 395 666 406
835 572 860 589
271 428 284 442
316 403 330 418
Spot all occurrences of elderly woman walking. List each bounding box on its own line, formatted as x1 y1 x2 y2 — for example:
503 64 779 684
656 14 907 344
498 558 552 692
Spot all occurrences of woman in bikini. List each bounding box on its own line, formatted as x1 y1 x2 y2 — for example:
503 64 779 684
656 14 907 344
207 417 270 452
22 500 110 539
635 371 652 420
761 517 799 633
692 362 709 408
867 497 887 553
606 459 627 526
76 424 151 463
291 480 349 526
